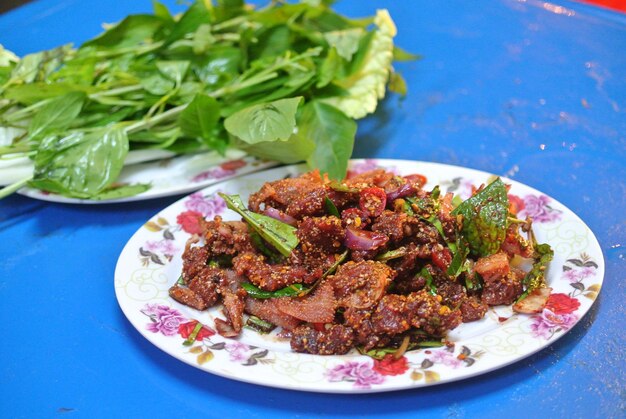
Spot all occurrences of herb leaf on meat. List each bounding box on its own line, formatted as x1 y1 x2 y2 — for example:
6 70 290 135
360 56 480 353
516 242 554 302
218 192 299 257
451 178 510 257
241 282 306 299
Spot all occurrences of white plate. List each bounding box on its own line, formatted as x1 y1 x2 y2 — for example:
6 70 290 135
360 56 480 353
114 159 604 393
16 149 278 204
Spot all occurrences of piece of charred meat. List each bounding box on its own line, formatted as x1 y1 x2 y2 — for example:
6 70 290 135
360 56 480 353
290 324 355 355
248 170 328 218
232 252 319 291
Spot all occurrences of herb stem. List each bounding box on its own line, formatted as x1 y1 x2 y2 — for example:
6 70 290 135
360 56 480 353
89 84 143 99
0 176 32 199
124 104 186 134
212 15 248 31
3 99 52 122
0 143 32 156
94 41 164 58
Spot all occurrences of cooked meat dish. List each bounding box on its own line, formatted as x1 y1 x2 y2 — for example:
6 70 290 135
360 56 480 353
169 168 552 356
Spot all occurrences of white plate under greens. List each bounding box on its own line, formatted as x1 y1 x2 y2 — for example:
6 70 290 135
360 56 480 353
114 159 604 393
15 149 277 204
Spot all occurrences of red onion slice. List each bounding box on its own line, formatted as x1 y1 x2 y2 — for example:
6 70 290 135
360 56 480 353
385 182 416 201
344 227 389 250
263 206 297 226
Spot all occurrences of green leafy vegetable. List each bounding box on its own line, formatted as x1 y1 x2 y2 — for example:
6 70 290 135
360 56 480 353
299 100 356 180
30 126 129 198
241 282 306 299
418 266 437 296
224 96 302 144
249 230 284 264
28 91 86 141
328 180 359 193
451 178 510 257
357 331 444 360
0 1 411 199
218 192 299 257
324 196 340 217
320 10 396 119
90 183 151 200
517 243 554 302
178 93 224 151
375 247 407 262
446 239 469 279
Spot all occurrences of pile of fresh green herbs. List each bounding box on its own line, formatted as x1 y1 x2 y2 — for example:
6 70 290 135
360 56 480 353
0 0 412 200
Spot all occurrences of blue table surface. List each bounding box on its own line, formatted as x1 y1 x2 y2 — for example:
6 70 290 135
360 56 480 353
1 0 624 417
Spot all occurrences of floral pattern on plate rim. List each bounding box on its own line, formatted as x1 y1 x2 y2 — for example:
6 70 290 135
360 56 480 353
138 192 225 266
115 159 604 392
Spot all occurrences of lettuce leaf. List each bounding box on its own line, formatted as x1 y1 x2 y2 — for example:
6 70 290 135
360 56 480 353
320 9 397 119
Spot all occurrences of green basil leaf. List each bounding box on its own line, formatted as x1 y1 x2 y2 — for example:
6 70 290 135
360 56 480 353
140 75 173 97
218 193 299 257
224 96 303 145
316 47 342 88
31 126 129 198
156 60 190 85
300 100 356 180
234 132 315 164
192 46 242 86
48 55 97 85
153 1 174 21
4 83 93 105
192 24 216 55
324 196 340 217
251 25 292 61
241 282 306 299
451 178 510 257
375 247 408 262
165 1 212 44
28 91 86 141
249 230 284 264
90 183 151 200
178 93 220 141
7 45 72 85
79 107 136 128
83 15 164 49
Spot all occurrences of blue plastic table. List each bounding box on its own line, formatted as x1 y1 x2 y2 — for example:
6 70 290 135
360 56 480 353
1 1 624 417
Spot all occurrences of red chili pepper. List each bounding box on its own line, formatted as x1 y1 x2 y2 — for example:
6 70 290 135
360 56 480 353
404 173 427 187
359 187 387 217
